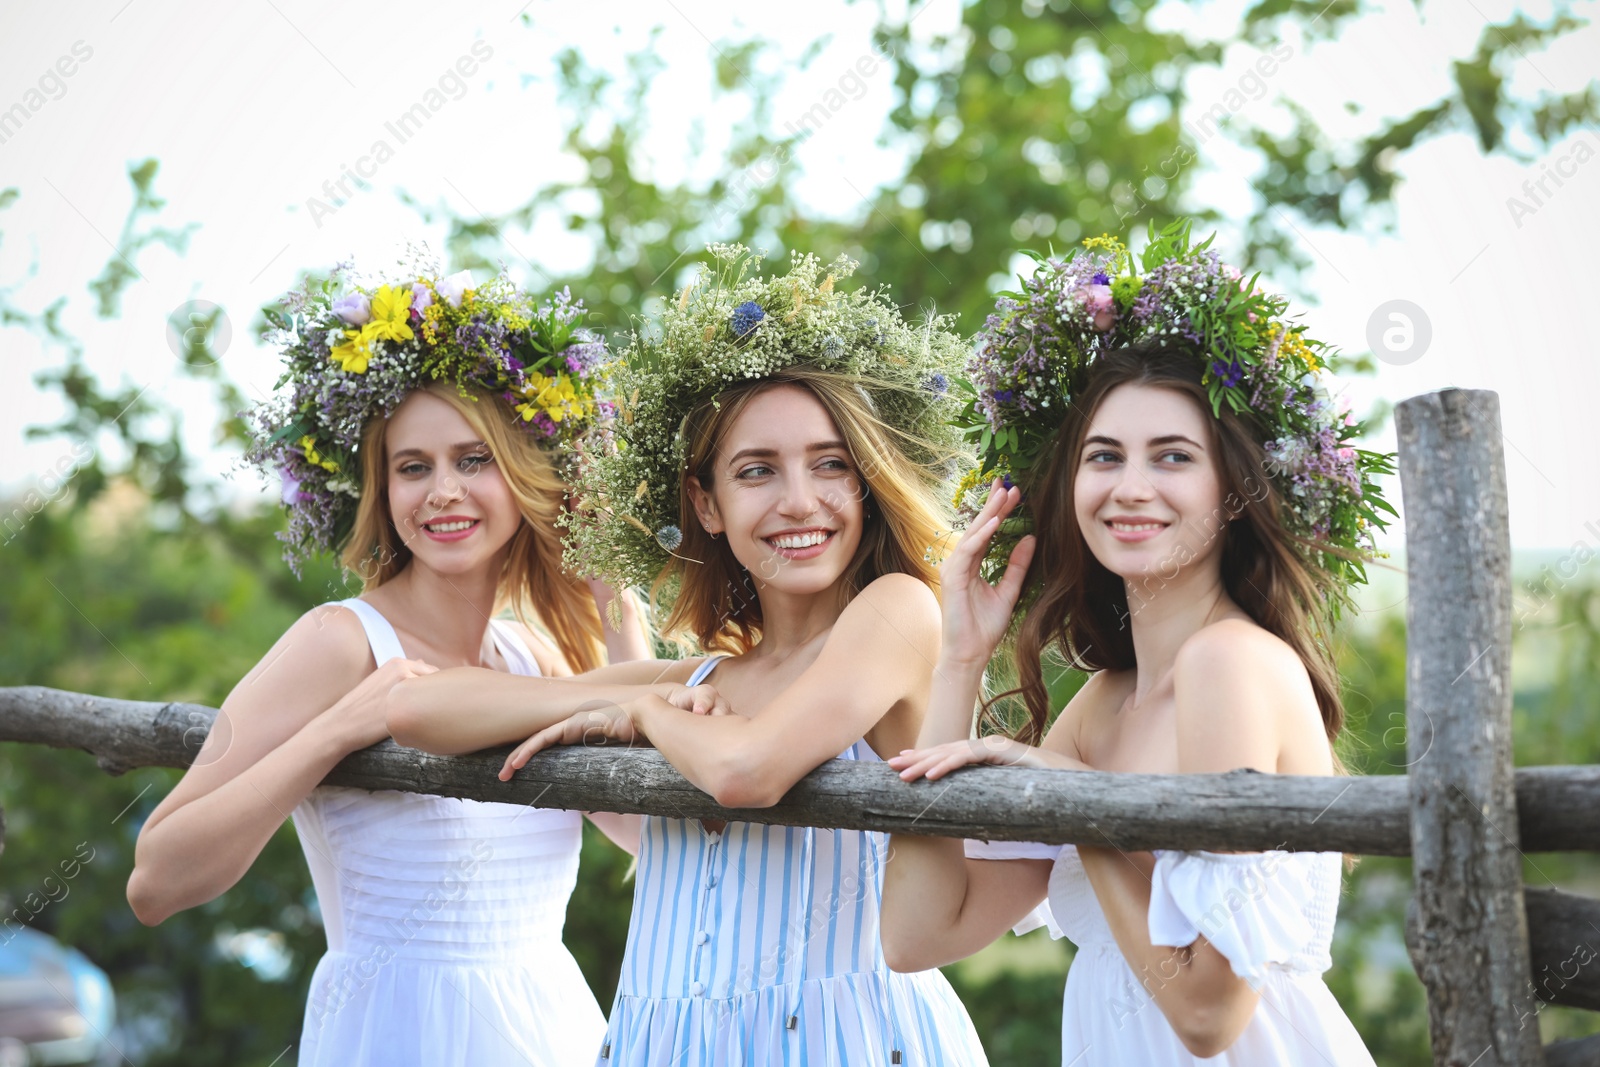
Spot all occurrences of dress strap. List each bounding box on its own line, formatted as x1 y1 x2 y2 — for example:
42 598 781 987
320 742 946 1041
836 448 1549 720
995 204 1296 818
330 598 406 665
685 655 726 687
489 619 543 678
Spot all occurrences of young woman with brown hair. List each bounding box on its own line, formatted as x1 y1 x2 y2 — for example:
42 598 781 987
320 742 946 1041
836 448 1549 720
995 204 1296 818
880 223 1387 1064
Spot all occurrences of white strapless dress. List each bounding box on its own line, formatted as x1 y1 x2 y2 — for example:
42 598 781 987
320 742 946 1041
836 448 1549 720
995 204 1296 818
970 841 1376 1064
291 599 606 1066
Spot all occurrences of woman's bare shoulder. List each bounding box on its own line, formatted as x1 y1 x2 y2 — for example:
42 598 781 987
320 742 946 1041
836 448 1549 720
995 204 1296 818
1174 618 1313 715
834 573 940 653
224 603 374 716
1173 617 1323 773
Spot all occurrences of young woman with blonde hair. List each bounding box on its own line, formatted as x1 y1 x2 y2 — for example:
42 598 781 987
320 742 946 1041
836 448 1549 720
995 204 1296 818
127 266 646 1066
388 248 992 1066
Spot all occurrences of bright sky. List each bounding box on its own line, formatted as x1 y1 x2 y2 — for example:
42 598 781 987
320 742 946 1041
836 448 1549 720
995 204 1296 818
1 0 1596 556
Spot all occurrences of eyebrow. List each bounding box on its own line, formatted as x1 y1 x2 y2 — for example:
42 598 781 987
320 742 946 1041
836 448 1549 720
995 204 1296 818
1084 434 1205 449
725 440 850 465
390 441 488 461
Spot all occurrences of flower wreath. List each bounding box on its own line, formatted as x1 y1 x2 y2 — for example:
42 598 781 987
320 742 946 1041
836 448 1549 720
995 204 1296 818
952 218 1396 609
243 258 615 571
559 244 970 591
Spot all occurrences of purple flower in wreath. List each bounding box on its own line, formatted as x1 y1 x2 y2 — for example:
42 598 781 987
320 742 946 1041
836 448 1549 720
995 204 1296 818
409 282 433 322
332 293 371 326
529 411 558 439
562 333 610 376
1212 359 1244 388
730 301 765 337
278 466 303 506
923 373 950 396
437 270 474 309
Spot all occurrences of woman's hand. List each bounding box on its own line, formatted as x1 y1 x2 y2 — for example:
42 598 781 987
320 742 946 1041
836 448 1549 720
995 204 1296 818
887 736 1049 781
660 683 731 717
583 575 619 596
584 575 630 615
585 577 653 663
498 701 643 780
939 480 1037 669
326 657 438 752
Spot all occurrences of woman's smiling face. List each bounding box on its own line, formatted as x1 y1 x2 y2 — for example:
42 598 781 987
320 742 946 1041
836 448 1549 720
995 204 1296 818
1073 382 1231 582
385 389 520 575
688 384 867 598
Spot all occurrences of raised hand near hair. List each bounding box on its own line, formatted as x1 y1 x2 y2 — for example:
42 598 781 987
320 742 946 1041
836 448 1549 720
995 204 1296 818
939 480 1037 669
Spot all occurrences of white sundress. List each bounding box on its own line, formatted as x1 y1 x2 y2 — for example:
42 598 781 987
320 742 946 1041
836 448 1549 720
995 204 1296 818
291 598 607 1067
968 840 1376 1065
598 655 991 1066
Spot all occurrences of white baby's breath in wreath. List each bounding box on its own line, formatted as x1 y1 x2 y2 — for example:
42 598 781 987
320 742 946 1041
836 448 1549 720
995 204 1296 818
561 244 971 591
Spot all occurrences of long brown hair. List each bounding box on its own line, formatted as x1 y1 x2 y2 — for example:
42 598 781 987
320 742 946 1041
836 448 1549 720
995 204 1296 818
339 381 606 673
657 367 952 654
1010 343 1346 762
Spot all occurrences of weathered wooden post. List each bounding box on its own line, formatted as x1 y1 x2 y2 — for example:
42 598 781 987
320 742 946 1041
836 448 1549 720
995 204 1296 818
1398 388 1543 1067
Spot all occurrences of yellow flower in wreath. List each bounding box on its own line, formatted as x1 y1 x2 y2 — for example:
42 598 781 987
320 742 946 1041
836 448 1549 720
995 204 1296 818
329 285 414 373
330 331 372 373
515 372 580 424
366 284 415 345
299 435 340 473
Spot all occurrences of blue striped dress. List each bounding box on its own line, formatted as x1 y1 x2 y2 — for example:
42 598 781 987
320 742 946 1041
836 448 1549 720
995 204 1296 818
597 657 989 1066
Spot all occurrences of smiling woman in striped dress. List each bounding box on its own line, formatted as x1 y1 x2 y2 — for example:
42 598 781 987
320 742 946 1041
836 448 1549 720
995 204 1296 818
388 248 991 1065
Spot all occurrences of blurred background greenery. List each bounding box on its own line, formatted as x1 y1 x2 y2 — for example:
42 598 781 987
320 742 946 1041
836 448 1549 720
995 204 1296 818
4 0 1599 1062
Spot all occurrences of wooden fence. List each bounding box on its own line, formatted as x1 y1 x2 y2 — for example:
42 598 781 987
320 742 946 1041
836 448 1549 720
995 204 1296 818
1 388 1596 1066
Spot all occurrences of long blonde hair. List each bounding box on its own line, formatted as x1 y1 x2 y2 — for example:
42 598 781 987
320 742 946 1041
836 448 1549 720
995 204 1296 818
340 382 606 673
657 367 953 654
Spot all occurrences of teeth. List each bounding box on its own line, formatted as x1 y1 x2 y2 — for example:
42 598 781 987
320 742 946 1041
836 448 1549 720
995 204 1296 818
770 531 829 550
427 520 476 533
1110 522 1165 532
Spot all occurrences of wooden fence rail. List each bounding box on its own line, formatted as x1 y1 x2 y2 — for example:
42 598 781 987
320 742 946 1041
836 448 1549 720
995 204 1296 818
0 684 1597 857
1 681 1597 1025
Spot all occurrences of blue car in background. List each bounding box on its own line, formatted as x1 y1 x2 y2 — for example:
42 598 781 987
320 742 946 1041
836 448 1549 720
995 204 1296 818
0 927 115 1067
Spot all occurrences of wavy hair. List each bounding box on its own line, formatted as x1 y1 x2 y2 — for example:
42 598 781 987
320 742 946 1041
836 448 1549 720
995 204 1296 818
1007 343 1347 767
